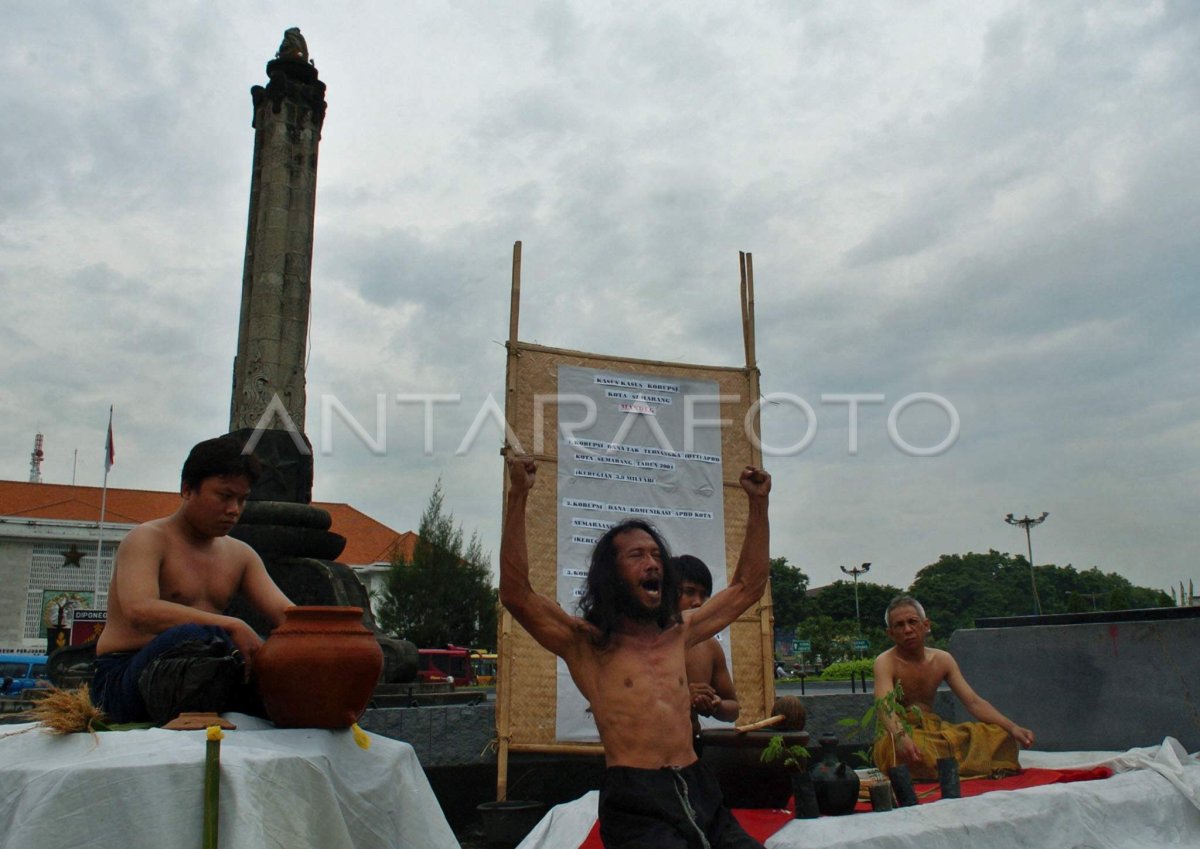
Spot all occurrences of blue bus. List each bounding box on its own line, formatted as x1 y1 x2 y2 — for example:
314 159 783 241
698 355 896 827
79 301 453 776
0 654 49 696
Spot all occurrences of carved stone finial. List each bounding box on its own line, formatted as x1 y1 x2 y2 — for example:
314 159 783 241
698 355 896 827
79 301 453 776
277 27 309 63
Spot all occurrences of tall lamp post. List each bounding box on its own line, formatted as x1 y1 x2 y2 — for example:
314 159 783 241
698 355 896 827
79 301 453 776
1005 512 1049 616
840 562 871 636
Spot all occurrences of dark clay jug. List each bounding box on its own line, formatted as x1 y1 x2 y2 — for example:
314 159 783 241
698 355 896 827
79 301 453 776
810 734 861 816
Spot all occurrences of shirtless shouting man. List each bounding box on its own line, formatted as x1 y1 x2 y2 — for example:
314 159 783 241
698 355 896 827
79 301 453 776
500 455 771 849
92 436 293 724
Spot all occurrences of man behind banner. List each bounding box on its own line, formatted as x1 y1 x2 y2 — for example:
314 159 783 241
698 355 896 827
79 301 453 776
674 554 740 742
873 594 1035 779
500 456 771 849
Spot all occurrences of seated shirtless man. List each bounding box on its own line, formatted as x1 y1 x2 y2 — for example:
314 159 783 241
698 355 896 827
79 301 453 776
873 594 1035 778
674 554 740 743
92 436 293 724
500 456 771 849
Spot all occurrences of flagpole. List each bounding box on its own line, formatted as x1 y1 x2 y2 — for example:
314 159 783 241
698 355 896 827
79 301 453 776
94 406 114 605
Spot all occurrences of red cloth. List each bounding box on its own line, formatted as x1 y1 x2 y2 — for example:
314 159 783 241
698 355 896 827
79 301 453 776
578 767 1112 848
852 765 1113 811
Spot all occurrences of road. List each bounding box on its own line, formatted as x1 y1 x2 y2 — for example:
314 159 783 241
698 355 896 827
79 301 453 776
774 678 874 696
472 677 873 702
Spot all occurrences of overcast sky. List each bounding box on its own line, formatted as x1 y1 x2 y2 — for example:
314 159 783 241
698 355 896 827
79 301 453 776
2 2 1197 600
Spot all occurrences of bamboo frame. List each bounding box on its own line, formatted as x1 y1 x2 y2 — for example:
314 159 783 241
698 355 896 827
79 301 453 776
495 247 772 800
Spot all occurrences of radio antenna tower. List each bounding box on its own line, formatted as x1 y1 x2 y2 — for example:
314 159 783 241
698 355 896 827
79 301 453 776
29 432 44 483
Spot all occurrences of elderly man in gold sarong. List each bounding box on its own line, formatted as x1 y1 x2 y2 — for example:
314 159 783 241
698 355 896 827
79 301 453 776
872 595 1034 779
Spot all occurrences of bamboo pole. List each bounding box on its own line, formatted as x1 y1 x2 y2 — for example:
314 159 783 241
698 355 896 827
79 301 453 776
509 241 522 346
496 609 514 800
739 252 773 712
497 240 523 801
739 252 751 368
508 742 607 756
744 252 757 372
203 726 223 849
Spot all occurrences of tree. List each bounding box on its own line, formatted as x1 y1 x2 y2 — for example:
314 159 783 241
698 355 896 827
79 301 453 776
377 480 497 649
806 579 904 633
769 557 809 633
909 551 1030 636
909 551 1173 635
793 614 858 666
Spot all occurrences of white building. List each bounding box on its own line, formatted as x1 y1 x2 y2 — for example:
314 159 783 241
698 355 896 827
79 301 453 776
0 480 412 652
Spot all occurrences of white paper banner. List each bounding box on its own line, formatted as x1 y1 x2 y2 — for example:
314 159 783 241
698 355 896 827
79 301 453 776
555 365 728 741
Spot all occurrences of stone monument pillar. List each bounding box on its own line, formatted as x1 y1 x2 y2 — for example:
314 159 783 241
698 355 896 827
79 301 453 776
229 27 326 505
224 31 415 684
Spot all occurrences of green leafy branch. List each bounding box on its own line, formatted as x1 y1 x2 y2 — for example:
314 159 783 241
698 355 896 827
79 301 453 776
759 735 811 770
838 681 921 764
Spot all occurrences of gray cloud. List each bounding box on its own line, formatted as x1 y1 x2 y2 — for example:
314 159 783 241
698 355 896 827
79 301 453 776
2 1 1197 597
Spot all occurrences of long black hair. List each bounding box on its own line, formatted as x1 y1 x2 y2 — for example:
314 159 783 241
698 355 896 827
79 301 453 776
578 519 680 648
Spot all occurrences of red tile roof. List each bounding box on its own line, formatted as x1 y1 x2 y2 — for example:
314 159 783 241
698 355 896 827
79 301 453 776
0 480 412 566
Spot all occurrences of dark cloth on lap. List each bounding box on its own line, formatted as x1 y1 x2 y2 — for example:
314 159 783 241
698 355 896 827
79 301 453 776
91 623 260 724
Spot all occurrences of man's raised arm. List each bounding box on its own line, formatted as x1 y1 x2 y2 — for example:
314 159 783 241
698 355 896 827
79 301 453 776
689 466 771 643
498 455 581 658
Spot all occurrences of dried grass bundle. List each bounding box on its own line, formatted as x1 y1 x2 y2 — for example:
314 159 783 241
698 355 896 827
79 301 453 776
20 685 106 736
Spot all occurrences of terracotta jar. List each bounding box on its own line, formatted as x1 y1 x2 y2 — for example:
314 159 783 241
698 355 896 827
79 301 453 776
255 606 383 729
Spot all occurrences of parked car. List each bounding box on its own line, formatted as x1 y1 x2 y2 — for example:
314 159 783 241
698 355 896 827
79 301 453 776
0 653 49 696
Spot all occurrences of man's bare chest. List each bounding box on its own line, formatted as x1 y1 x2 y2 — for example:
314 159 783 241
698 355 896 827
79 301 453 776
158 544 241 608
893 655 942 702
590 633 687 692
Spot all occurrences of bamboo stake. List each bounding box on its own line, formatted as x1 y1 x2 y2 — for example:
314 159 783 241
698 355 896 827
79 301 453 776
735 714 785 733
496 609 514 801
497 240 523 801
739 252 751 368
740 251 772 711
508 241 522 346
744 252 757 371
507 742 607 756
203 725 223 849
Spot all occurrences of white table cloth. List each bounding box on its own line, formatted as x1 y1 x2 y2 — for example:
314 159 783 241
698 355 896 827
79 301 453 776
516 738 1200 849
0 713 459 849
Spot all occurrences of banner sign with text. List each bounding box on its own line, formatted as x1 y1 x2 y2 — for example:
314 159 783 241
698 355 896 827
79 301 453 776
555 365 728 741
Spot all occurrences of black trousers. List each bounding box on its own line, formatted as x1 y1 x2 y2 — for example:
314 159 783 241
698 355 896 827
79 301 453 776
598 762 763 849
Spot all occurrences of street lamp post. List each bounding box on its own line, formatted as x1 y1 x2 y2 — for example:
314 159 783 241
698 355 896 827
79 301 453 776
1005 512 1049 616
840 562 871 637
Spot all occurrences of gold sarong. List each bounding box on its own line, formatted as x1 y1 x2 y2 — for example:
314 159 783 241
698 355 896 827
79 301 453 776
872 709 1019 780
